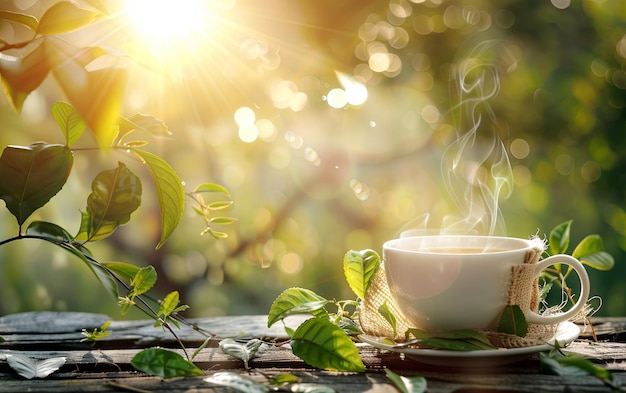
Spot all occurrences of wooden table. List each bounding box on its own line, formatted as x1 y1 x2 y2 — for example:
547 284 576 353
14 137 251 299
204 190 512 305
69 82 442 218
1 312 626 392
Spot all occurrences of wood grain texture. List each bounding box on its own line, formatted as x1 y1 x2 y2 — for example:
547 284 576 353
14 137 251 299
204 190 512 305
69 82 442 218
0 312 625 392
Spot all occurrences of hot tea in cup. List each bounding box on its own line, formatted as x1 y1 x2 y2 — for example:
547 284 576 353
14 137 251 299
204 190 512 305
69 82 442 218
383 235 590 332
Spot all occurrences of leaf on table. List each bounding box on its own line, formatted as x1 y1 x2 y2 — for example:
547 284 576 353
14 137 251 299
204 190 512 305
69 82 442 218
268 373 300 386
290 318 365 372
0 143 73 225
219 338 271 370
205 372 270 393
131 348 203 378
131 149 184 249
497 304 528 337
385 369 427 393
343 249 380 299
540 349 611 380
7 354 66 379
267 287 329 328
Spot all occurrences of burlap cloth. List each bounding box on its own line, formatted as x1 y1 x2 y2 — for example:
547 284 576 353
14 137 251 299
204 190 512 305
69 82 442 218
359 236 565 348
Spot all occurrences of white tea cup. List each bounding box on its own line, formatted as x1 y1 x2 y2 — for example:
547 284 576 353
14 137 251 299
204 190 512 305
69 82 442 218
383 235 590 332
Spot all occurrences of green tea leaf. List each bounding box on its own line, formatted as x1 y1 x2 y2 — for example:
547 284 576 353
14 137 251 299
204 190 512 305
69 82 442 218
0 10 39 31
194 183 231 196
102 261 141 283
385 369 427 393
36 1 99 36
205 372 270 393
131 266 157 296
159 291 182 317
548 220 572 255
209 217 237 224
377 301 397 338
290 318 365 372
25 221 74 243
131 348 203 378
208 201 234 210
0 43 49 110
0 143 73 225
343 249 380 299
125 113 171 137
46 39 123 148
579 251 614 271
497 304 528 337
267 287 329 327
337 317 362 336
155 291 189 328
572 235 614 271
52 101 85 147
132 149 184 249
80 162 142 241
540 350 611 380
405 328 495 351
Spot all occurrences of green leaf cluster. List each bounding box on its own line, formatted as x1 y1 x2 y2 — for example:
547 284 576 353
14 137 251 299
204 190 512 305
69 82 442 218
266 249 383 372
542 220 615 308
267 286 364 372
81 321 112 343
155 291 190 329
189 183 236 239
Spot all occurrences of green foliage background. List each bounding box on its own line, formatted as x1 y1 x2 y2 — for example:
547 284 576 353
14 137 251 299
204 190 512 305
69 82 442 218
0 0 625 316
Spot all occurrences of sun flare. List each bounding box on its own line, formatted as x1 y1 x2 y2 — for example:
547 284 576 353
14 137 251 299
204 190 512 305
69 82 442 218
123 0 214 66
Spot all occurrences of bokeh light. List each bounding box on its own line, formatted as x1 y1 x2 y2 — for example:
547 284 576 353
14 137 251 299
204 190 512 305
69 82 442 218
1 0 625 319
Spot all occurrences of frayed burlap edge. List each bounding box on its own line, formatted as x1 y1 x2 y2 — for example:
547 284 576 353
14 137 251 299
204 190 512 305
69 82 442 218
359 236 568 348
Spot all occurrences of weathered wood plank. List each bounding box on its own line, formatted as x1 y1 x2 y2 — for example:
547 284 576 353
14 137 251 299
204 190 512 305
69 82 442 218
0 313 305 349
1 365 622 393
1 312 626 392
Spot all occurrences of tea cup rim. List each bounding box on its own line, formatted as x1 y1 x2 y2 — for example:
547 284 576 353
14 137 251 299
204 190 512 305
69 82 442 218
383 235 534 256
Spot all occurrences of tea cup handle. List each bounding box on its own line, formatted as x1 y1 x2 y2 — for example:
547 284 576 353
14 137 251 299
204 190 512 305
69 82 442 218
524 254 590 325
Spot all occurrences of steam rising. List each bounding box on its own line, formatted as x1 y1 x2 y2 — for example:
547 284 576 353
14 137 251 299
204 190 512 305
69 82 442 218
402 39 520 237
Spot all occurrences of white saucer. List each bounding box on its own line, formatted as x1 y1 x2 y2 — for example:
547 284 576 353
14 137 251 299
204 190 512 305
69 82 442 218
359 321 581 367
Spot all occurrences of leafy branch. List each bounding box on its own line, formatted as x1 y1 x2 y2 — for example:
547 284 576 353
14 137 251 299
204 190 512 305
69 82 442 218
0 102 235 377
